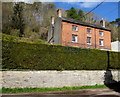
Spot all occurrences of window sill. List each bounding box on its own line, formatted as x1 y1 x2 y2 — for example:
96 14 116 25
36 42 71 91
100 45 104 46
72 30 78 32
87 33 92 34
72 41 78 43
87 43 92 45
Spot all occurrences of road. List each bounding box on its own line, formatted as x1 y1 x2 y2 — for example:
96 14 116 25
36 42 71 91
2 88 120 97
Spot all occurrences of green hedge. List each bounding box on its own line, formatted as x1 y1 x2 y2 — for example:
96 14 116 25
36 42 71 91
2 33 44 43
2 40 120 70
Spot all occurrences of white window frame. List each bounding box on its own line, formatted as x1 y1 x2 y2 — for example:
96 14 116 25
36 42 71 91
99 31 104 36
99 39 104 46
72 35 78 43
87 28 92 34
72 25 78 31
87 37 92 45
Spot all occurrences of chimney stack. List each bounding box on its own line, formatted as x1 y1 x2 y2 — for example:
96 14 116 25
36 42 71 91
57 8 62 17
100 18 105 28
51 16 55 25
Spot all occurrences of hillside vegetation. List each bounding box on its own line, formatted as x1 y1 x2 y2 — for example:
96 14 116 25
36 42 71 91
2 33 45 43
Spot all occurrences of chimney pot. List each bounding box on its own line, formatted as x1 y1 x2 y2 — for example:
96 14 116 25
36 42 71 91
51 16 55 25
100 19 105 28
57 8 62 17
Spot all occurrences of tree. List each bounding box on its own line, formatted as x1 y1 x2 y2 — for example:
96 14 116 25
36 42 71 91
110 18 120 41
77 9 84 21
109 24 118 41
84 12 101 24
66 7 85 21
2 2 14 34
11 3 25 37
67 7 78 19
23 2 56 40
110 18 120 27
2 2 57 41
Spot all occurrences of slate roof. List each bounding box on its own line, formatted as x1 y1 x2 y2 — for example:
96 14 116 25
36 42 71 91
61 17 111 31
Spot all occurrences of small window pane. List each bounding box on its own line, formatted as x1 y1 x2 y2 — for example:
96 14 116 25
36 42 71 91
87 37 92 44
99 31 104 36
72 35 78 42
87 28 91 34
72 25 78 31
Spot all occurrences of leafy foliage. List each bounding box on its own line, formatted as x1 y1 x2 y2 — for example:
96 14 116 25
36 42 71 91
78 9 85 21
67 7 85 21
67 7 78 19
11 3 25 37
109 18 120 41
2 40 120 70
2 2 57 41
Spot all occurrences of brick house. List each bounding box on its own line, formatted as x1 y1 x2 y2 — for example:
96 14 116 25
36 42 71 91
48 9 111 50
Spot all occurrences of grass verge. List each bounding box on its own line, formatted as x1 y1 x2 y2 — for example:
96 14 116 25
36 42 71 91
1 85 106 93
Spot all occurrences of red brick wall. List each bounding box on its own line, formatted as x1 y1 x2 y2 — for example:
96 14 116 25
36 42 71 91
61 21 111 50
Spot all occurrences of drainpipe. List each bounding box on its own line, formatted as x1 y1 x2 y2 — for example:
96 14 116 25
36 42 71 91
95 28 97 49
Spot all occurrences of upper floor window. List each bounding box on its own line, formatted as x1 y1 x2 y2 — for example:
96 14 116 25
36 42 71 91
87 28 91 34
87 37 92 45
99 31 104 36
99 39 104 46
72 35 78 43
72 25 78 31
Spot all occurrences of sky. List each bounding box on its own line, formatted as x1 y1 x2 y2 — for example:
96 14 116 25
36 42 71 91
54 2 119 22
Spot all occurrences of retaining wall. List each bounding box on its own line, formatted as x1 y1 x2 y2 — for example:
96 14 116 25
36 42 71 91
1 70 120 88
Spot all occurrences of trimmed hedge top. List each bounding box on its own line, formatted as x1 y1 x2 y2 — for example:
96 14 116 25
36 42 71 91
2 40 120 70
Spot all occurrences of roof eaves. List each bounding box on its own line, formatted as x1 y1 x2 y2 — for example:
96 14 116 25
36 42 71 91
61 17 111 31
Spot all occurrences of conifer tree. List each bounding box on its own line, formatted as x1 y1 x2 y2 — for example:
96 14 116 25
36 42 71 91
77 9 84 21
67 7 78 19
11 3 25 37
67 7 84 21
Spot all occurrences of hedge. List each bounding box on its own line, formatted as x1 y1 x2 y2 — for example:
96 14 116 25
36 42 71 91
2 40 120 70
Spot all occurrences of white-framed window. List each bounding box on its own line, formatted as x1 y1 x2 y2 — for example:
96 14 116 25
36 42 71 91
99 31 104 36
72 35 78 42
99 39 104 46
87 37 92 45
72 25 78 31
87 28 91 34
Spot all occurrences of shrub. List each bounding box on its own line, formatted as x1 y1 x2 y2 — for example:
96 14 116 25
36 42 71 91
2 40 120 70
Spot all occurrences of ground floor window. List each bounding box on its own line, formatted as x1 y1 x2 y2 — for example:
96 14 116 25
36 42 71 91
99 39 104 46
87 37 92 45
72 35 78 42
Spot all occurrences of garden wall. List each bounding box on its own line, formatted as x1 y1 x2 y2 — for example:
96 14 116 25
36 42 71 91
1 70 120 88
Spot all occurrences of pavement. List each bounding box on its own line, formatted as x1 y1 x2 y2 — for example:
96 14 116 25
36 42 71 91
1 88 120 97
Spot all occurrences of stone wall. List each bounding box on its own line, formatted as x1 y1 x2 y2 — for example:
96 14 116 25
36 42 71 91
1 70 120 88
